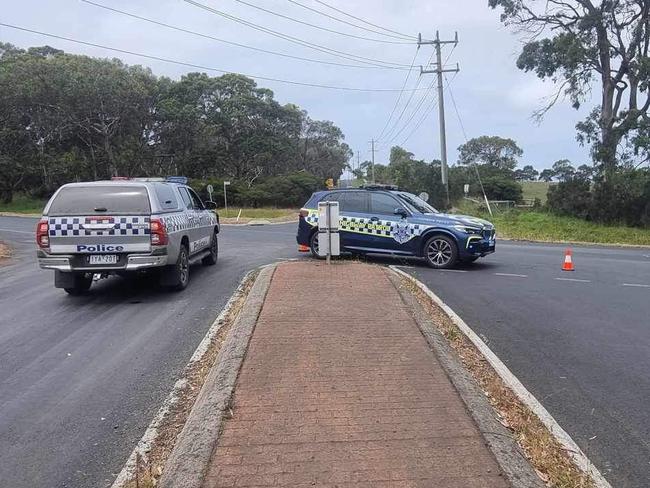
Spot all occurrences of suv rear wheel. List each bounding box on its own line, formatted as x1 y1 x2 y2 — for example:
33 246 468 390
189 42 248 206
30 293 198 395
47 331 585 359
309 231 324 259
423 235 458 269
202 232 218 266
64 273 93 296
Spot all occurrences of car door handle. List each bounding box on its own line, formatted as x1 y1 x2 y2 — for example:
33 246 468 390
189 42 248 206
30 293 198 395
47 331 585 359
370 217 379 221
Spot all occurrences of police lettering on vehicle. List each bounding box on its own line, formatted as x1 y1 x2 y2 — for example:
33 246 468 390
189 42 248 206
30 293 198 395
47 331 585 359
76 244 125 253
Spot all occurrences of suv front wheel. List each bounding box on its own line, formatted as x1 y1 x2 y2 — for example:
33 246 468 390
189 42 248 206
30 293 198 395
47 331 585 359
423 235 458 269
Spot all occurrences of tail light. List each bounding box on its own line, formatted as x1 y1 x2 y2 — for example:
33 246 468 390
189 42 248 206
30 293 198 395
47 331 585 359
150 218 168 246
299 208 309 218
36 219 50 249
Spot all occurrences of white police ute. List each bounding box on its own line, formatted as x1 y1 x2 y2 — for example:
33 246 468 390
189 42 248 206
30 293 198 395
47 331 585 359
36 177 219 295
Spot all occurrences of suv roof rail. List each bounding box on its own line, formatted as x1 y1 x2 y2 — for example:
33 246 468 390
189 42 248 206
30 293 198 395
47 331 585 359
360 184 399 191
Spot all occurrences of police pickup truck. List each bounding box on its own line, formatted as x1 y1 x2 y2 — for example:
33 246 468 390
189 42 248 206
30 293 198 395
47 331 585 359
36 177 219 294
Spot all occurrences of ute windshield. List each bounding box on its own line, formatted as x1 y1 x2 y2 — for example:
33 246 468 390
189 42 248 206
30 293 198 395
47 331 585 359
396 192 438 214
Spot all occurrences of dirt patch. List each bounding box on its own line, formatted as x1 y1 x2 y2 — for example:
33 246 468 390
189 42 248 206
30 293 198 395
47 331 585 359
116 271 258 488
0 242 11 263
398 274 594 488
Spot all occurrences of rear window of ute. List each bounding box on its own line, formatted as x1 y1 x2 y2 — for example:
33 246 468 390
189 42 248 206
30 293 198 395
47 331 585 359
48 186 151 216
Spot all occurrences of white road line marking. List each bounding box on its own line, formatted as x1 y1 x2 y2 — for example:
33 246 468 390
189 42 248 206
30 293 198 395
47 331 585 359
389 265 612 488
494 273 528 278
0 228 32 234
622 283 650 288
555 277 591 283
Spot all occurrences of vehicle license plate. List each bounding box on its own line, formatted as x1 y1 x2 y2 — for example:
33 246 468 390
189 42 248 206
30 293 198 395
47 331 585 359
89 254 118 265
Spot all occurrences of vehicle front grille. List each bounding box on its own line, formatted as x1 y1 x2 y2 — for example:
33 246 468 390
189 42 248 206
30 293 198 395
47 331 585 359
482 229 495 240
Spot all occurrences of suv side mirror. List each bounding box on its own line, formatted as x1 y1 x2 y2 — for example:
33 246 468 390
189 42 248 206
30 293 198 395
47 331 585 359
394 207 408 219
205 201 217 210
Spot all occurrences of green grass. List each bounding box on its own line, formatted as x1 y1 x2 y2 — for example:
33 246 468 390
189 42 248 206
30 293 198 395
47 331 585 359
0 195 46 214
220 207 296 219
521 181 553 204
475 208 650 246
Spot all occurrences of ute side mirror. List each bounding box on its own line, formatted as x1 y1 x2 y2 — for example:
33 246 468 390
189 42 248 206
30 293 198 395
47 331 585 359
394 208 408 219
204 201 217 210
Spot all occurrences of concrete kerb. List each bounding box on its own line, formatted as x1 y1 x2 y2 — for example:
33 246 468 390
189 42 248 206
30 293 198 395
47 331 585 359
389 265 613 488
157 263 276 488
386 270 544 488
110 268 258 488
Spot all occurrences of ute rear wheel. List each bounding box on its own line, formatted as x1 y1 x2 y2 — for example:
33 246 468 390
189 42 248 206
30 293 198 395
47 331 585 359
172 245 190 291
423 235 458 269
64 273 93 295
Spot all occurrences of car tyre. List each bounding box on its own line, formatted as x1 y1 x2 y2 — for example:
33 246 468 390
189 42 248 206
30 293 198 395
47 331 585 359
172 244 190 291
202 232 218 266
423 235 458 269
64 273 93 295
309 231 325 259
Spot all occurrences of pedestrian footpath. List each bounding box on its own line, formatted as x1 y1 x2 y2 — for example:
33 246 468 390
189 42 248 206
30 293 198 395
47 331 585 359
203 262 509 487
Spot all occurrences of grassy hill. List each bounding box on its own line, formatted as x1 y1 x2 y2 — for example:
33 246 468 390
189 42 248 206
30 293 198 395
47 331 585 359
521 181 554 204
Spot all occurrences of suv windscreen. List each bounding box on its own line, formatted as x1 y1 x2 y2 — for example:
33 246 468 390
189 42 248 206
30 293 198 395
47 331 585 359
48 186 151 216
396 192 438 214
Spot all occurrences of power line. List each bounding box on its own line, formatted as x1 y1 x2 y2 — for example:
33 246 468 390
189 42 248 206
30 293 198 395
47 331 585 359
381 43 456 145
232 0 413 44
376 46 420 141
445 73 468 141
79 0 408 70
285 0 413 41
399 84 439 146
0 22 434 92
384 79 437 145
183 0 411 69
312 0 417 40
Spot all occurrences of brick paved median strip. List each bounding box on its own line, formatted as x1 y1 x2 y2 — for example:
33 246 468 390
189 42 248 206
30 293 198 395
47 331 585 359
203 262 514 487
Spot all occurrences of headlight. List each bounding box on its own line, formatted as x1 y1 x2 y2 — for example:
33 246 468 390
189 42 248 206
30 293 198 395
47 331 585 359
453 225 482 235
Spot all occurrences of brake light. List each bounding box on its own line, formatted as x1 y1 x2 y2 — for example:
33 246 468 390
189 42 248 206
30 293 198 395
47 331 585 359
299 208 309 218
150 218 168 246
36 219 50 248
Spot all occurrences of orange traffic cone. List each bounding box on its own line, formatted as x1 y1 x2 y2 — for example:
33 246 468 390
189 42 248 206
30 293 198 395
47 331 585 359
562 248 575 271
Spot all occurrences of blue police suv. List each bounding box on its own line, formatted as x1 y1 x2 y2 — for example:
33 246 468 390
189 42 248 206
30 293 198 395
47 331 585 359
296 186 496 268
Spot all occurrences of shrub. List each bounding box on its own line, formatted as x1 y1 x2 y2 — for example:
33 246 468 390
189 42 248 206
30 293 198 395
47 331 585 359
547 179 592 219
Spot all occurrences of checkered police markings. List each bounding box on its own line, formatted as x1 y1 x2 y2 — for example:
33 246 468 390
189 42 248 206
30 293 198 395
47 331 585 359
306 210 426 244
48 216 150 237
162 213 190 233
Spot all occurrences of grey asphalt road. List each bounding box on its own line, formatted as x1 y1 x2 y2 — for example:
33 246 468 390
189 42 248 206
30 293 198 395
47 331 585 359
394 242 650 488
0 216 298 488
2 217 649 488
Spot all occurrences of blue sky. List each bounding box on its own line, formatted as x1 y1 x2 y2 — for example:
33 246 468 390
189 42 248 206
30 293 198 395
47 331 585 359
0 0 593 172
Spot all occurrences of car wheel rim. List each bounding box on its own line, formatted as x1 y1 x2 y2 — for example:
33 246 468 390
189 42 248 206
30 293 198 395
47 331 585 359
427 239 452 266
180 251 188 283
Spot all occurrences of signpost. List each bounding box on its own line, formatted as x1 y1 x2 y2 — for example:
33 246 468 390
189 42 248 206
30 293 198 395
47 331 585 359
206 184 214 202
223 181 231 217
317 201 340 264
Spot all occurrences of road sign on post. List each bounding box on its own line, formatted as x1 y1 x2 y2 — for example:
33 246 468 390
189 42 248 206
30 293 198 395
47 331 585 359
207 184 214 202
317 201 340 264
223 181 231 217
